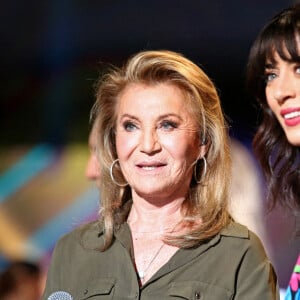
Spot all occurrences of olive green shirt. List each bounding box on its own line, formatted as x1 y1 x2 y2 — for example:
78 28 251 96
42 221 279 299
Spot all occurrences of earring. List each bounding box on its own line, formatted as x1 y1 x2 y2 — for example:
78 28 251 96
193 156 207 184
110 159 128 187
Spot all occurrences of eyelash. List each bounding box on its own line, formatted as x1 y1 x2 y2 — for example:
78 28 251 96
160 120 178 130
264 72 277 83
123 121 138 131
121 120 178 131
264 65 300 83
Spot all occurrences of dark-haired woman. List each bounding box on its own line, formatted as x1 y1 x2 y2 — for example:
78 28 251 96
247 4 300 299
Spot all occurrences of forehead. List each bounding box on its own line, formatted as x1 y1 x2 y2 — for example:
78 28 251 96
118 83 191 113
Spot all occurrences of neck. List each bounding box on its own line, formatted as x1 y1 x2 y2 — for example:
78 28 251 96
128 194 184 232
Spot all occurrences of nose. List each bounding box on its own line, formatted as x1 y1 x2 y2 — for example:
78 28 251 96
140 128 161 154
273 73 297 104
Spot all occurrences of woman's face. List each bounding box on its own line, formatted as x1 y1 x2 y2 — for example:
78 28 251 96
115 83 204 201
265 49 300 146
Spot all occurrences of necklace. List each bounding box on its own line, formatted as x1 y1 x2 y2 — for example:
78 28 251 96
137 242 165 280
135 223 178 281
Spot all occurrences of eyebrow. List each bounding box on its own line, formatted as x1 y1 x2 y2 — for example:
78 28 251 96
264 61 276 69
119 113 139 121
119 113 183 122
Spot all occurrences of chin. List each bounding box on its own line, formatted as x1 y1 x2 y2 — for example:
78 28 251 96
286 134 300 147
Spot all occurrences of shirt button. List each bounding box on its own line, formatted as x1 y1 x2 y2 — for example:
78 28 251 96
195 291 201 299
83 288 88 295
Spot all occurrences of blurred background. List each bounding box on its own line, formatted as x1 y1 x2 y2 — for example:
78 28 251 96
0 0 299 291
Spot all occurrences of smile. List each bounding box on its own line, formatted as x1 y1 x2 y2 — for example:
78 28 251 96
283 111 300 119
136 162 167 171
141 166 156 170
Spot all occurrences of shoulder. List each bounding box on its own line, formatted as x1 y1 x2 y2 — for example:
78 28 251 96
43 222 115 296
220 221 249 238
47 221 105 278
221 221 262 242
220 222 268 258
220 222 277 285
54 221 104 254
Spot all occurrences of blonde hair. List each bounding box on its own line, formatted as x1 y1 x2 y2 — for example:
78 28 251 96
92 50 231 250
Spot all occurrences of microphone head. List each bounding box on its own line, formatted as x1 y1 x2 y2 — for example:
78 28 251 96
47 291 73 300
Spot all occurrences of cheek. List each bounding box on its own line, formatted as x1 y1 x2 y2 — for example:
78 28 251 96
160 135 178 149
265 90 272 108
162 135 199 162
266 89 277 113
266 93 280 118
116 133 139 158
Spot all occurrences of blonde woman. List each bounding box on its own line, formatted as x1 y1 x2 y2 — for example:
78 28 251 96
43 50 278 299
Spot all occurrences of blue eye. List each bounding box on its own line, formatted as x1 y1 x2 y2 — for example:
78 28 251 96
123 121 138 132
160 120 178 130
264 72 277 83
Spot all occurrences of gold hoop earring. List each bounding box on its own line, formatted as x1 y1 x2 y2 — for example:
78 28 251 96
193 156 207 184
109 159 128 187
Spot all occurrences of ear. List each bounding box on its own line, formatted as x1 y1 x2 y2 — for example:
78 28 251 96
197 144 208 159
196 132 209 160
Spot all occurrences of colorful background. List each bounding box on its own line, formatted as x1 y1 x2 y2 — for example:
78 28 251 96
0 0 299 290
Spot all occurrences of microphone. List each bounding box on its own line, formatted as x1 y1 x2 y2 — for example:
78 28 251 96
47 291 73 300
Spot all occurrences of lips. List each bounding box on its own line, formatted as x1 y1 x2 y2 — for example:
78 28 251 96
280 107 300 126
140 166 156 170
136 161 167 170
